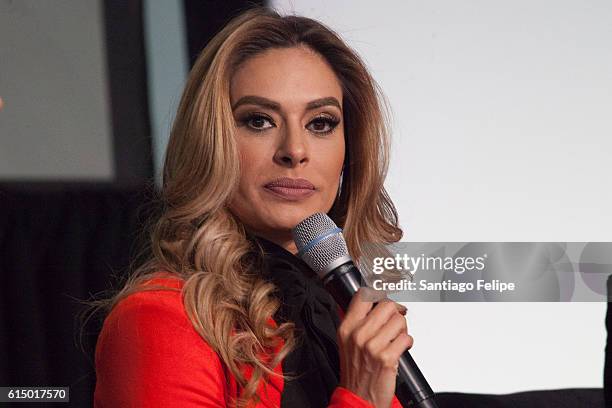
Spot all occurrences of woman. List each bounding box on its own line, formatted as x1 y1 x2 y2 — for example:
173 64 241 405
94 7 412 408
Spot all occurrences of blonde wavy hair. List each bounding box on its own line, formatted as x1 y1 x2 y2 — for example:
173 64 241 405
95 6 402 408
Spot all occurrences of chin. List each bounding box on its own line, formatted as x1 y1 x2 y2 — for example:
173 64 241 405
267 206 319 230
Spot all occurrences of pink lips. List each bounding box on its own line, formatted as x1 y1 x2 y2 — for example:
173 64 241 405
264 177 315 201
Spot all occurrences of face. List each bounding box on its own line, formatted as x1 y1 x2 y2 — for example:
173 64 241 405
228 46 345 254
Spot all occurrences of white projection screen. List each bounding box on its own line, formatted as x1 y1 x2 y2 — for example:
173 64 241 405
271 0 611 395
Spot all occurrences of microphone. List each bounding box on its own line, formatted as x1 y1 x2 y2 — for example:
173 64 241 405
292 213 438 408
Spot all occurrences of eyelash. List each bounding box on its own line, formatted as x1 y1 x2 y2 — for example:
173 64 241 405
238 113 340 135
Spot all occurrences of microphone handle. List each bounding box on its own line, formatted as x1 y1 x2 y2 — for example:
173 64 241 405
323 262 439 408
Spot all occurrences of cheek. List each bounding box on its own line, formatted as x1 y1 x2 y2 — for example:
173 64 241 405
313 137 345 205
229 142 263 225
236 139 266 188
334 129 346 166
321 137 345 177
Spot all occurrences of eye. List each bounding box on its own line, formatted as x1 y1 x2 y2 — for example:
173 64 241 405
238 113 275 132
307 114 340 135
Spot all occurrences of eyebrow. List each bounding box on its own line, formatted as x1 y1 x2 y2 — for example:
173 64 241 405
231 95 342 113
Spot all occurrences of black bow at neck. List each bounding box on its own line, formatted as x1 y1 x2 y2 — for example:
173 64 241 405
250 235 342 407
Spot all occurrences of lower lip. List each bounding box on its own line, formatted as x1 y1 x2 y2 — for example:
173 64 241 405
264 186 315 201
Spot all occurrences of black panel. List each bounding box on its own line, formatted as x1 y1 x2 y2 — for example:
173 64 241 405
103 0 153 185
183 0 266 67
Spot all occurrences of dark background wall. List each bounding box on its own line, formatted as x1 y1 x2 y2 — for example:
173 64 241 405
0 1 262 406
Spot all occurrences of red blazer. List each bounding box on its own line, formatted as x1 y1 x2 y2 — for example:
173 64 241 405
94 273 404 407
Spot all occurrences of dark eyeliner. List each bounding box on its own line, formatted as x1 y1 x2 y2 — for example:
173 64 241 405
308 114 340 135
238 112 275 132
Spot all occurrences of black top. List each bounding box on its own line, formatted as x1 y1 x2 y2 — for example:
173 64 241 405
251 235 342 407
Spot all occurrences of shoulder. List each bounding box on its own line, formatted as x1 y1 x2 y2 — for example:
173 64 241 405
106 271 186 317
94 272 228 406
96 271 214 360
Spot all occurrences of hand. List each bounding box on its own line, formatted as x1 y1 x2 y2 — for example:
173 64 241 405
337 287 413 408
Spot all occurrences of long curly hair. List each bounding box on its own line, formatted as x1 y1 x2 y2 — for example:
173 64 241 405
95 6 402 407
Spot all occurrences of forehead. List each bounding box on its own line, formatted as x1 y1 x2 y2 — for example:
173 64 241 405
230 46 343 107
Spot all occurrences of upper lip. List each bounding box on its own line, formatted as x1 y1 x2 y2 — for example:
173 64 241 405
264 177 315 189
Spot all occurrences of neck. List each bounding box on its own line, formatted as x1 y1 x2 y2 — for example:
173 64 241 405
248 229 298 255
271 237 298 255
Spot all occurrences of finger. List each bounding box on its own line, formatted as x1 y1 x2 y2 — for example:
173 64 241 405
349 300 404 349
382 333 414 368
364 313 408 354
397 303 408 315
341 287 376 332
369 295 407 315
360 300 404 336
381 299 407 315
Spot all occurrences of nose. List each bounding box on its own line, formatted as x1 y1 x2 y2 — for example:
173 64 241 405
273 121 309 167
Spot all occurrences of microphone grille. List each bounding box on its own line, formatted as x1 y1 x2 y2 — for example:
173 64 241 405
292 213 351 278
